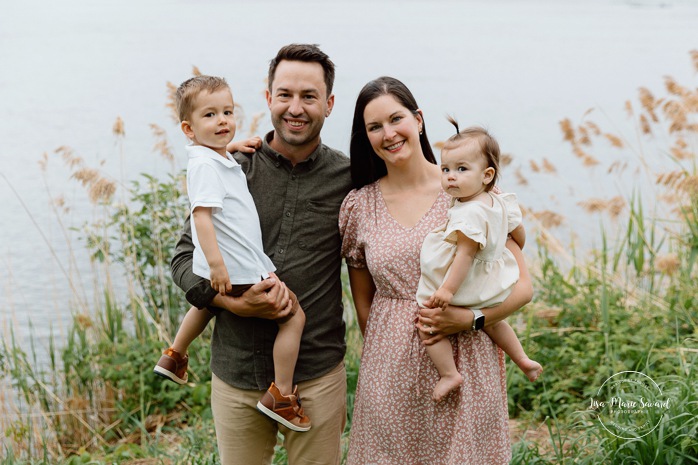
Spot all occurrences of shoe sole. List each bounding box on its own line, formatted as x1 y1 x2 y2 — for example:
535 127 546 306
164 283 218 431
256 401 311 432
153 366 188 385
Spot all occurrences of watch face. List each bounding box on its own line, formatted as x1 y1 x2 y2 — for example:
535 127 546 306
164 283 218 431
471 309 485 330
474 314 485 330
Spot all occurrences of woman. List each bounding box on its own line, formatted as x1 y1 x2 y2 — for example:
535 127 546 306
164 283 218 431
340 76 533 464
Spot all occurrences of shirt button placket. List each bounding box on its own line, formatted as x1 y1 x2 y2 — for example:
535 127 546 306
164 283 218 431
276 169 298 267
252 324 268 389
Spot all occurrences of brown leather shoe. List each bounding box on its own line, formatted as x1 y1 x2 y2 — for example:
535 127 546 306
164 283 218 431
256 382 311 432
153 347 189 384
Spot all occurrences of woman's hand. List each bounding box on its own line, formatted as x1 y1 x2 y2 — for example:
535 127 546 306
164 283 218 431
417 237 532 345
416 304 472 346
348 266 376 336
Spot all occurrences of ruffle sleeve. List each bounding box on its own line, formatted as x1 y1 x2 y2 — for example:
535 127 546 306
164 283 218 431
339 189 367 269
444 204 487 249
499 192 523 233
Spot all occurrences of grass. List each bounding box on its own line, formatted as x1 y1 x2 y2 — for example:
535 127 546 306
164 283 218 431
2 53 698 463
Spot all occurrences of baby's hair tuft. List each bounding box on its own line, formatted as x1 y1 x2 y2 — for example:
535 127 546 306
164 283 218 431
442 116 501 192
446 115 460 135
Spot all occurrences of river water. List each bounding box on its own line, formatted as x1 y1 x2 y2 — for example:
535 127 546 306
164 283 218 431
1 0 696 350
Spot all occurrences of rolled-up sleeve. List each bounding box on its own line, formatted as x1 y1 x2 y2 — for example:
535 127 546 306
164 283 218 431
170 215 218 308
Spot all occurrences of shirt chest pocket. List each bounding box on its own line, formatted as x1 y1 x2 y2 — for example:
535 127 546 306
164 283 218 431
297 200 340 251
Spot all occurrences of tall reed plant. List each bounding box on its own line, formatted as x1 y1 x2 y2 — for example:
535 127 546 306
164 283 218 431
508 50 698 463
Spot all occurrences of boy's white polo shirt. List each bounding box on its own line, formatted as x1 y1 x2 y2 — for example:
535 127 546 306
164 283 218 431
186 144 275 284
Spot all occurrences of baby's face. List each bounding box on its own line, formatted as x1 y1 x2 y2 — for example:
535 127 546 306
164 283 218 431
440 140 492 201
184 88 236 154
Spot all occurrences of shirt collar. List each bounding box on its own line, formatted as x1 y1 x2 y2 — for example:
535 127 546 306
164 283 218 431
261 131 322 169
186 144 239 168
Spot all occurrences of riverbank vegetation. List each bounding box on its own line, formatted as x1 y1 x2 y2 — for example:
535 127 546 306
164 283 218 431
2 54 697 464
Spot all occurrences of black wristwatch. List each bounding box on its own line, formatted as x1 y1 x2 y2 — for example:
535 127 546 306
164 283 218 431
470 309 485 331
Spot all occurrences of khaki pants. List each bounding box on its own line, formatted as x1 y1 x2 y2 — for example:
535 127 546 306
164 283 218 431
211 362 347 465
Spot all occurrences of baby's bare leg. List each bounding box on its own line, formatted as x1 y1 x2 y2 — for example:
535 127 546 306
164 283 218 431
274 301 305 396
484 320 542 381
172 306 214 354
419 330 463 401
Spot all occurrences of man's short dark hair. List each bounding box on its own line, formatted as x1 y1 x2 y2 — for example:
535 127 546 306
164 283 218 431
268 44 335 96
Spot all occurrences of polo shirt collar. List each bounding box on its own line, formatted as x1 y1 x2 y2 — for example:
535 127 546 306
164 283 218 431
186 144 239 168
261 131 322 168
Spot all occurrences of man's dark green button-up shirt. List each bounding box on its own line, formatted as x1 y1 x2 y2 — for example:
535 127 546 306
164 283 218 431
171 132 352 389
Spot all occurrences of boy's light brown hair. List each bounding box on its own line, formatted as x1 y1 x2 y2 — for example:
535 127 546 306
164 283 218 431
175 75 230 122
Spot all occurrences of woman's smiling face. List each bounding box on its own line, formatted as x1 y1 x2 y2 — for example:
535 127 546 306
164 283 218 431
363 94 423 166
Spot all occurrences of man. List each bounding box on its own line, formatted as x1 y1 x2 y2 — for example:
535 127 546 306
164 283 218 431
170 44 352 465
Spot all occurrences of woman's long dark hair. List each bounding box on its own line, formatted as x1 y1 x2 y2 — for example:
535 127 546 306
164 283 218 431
349 76 436 189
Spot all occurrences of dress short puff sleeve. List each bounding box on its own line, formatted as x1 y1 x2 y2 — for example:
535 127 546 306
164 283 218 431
444 201 488 249
339 189 367 269
500 192 523 233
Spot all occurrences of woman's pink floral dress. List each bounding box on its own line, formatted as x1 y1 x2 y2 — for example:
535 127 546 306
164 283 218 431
340 181 511 465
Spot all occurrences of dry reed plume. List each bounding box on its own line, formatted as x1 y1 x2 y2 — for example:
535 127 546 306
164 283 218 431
165 81 178 123
530 209 565 229
248 111 265 137
541 158 556 174
150 123 175 162
113 116 125 137
64 150 117 205
577 196 626 219
515 167 528 186
691 49 698 71
655 253 680 275
500 153 513 167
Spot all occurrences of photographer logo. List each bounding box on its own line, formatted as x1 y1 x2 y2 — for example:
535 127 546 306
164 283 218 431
588 371 671 439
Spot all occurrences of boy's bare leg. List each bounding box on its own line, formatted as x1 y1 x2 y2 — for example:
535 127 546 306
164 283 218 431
155 305 213 384
273 301 305 396
172 305 214 354
419 330 463 402
484 320 542 381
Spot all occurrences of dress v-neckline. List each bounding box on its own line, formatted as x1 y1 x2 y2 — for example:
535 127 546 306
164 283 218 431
376 181 444 231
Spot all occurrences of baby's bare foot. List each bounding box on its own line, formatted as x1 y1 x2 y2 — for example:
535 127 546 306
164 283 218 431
432 373 464 402
519 358 543 382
